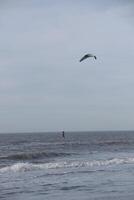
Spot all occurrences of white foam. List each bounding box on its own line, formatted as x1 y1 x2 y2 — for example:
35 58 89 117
1 157 134 173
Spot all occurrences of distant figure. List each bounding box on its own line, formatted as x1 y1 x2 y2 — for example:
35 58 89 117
62 131 65 138
79 54 97 62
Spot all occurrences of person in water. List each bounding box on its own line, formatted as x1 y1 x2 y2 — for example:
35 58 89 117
62 131 65 138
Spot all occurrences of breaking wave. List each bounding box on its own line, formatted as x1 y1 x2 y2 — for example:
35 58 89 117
1 157 134 173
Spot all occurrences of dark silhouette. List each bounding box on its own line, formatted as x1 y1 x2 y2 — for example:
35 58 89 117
79 54 97 62
62 131 65 138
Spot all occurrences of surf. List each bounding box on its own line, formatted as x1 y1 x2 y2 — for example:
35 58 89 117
1 157 134 173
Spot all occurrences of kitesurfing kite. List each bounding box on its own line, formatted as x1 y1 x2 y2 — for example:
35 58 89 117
79 54 97 62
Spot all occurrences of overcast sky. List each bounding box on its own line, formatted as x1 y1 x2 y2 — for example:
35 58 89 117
0 0 134 133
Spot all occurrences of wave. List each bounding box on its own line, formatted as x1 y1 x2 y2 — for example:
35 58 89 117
95 140 133 146
0 151 71 161
1 157 134 173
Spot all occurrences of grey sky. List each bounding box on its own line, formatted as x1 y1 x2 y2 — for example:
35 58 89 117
0 0 134 133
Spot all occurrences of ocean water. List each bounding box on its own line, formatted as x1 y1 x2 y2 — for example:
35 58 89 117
1 131 134 200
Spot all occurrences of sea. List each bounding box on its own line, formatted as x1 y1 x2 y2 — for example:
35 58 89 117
1 131 134 200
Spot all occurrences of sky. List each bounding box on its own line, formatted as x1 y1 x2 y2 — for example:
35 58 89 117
0 0 134 133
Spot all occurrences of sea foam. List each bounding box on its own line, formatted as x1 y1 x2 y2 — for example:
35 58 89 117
1 157 134 173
